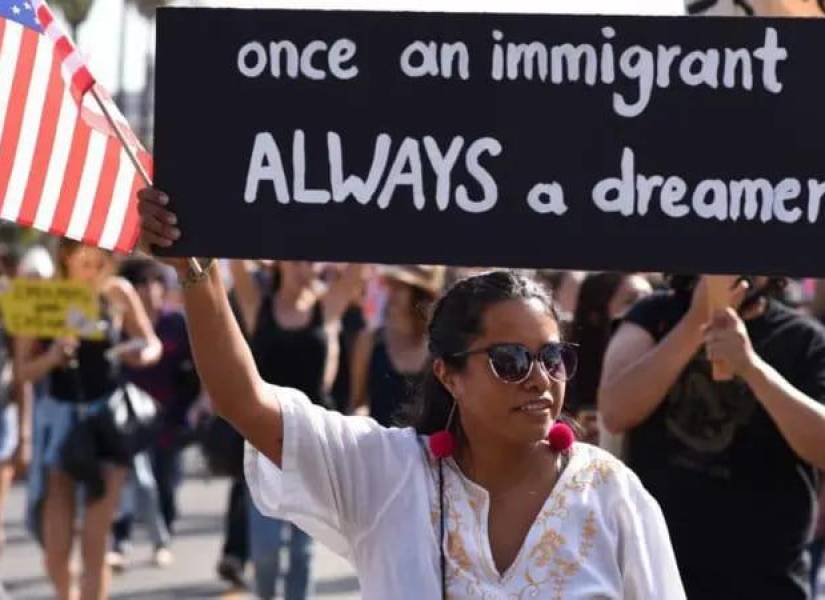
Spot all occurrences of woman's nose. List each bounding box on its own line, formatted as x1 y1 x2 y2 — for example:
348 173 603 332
524 357 552 391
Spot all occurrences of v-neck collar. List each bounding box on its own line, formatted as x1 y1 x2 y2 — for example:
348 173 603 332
444 444 579 582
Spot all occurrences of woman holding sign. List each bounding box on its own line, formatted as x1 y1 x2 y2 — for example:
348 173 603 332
138 187 685 599
14 240 162 600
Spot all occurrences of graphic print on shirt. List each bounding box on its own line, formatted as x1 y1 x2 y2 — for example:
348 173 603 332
663 353 756 478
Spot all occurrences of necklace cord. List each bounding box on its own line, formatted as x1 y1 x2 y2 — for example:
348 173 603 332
439 458 446 600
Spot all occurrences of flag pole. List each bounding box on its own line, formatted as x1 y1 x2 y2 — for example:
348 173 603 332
89 87 202 274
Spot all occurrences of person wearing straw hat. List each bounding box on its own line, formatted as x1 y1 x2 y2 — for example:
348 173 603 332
136 187 685 599
350 265 444 426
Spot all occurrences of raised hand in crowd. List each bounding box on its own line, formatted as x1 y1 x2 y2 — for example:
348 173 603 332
598 275 747 433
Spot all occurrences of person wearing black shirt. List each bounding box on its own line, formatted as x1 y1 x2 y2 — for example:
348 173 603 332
350 265 444 426
599 276 825 599
229 260 364 600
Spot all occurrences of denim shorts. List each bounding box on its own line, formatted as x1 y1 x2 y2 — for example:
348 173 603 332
36 394 110 468
26 393 114 542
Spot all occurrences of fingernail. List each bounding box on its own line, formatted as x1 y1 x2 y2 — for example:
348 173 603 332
167 214 177 225
171 228 181 240
159 194 169 205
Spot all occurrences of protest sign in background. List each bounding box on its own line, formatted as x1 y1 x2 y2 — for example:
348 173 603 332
0 279 102 340
155 8 825 276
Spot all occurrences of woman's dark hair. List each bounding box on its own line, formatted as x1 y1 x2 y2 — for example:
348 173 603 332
402 270 558 435
566 272 627 413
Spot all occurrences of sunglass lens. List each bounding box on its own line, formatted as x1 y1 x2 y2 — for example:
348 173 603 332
488 345 531 382
540 344 578 381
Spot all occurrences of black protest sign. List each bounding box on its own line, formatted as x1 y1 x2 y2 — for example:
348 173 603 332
154 8 825 276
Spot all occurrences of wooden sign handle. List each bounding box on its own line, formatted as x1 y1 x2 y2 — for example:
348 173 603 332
705 276 735 382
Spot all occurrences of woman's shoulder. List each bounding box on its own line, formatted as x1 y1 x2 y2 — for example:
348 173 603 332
273 382 422 448
570 441 625 468
567 442 644 495
101 275 141 308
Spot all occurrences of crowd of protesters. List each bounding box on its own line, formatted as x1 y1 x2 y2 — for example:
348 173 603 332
0 236 823 599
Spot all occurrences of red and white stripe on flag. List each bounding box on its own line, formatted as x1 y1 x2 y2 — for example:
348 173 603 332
0 1 151 254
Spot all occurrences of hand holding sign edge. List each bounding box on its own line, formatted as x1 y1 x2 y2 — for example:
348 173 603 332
686 276 749 381
136 188 192 276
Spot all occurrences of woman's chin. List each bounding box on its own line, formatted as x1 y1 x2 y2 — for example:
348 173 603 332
510 410 555 441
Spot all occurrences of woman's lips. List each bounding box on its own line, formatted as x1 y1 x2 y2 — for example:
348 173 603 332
515 398 553 414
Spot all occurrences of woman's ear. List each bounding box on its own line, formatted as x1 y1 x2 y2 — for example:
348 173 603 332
433 358 461 400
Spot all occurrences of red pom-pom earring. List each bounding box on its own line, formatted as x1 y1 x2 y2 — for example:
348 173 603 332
429 401 458 458
429 430 456 459
548 421 575 453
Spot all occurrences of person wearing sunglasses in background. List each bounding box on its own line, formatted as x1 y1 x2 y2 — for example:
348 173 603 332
136 187 685 599
600 275 825 600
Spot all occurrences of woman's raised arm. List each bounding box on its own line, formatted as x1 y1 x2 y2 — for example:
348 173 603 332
105 276 162 367
137 188 285 465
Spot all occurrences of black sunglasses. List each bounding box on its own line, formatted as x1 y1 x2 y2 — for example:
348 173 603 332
452 342 578 384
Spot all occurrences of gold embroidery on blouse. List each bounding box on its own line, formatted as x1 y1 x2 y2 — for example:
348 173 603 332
530 529 565 568
578 512 598 559
435 453 620 599
448 529 474 574
521 461 615 599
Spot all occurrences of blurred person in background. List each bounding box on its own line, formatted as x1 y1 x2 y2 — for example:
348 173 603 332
229 259 363 600
106 257 200 570
324 263 368 414
14 240 161 600
199 263 259 590
122 258 197 537
17 245 55 280
0 245 31 600
20 245 55 550
600 274 825 599
813 500 825 597
108 451 171 572
534 270 586 331
566 273 652 444
350 265 444 426
805 279 825 595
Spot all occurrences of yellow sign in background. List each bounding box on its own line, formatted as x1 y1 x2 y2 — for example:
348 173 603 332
0 279 103 340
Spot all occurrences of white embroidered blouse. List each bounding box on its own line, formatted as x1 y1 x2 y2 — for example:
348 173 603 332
245 385 686 600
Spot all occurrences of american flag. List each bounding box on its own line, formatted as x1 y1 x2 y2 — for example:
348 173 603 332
0 0 151 253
